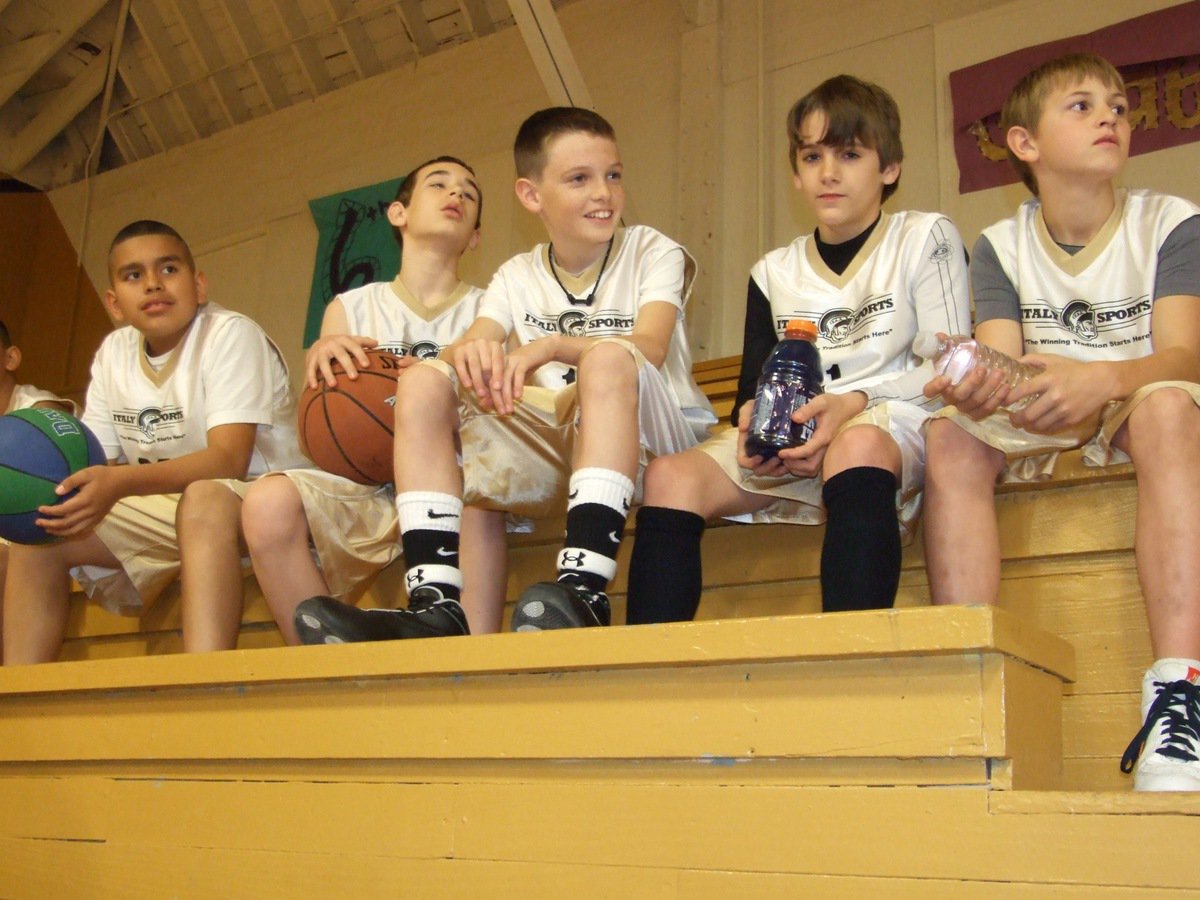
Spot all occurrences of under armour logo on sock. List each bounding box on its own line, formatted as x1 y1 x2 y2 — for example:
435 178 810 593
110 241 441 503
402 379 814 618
427 510 459 520
561 551 587 567
406 569 425 588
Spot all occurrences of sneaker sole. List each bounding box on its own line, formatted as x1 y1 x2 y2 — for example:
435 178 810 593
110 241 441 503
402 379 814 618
511 585 602 631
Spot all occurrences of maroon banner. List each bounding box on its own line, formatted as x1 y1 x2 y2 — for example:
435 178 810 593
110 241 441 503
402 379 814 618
950 0 1200 194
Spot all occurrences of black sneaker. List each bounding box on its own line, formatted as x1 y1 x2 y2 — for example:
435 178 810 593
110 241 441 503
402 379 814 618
510 580 611 631
294 589 469 645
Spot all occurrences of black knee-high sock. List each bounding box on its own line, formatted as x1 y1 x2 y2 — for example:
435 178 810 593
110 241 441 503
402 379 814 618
820 467 900 613
626 506 707 624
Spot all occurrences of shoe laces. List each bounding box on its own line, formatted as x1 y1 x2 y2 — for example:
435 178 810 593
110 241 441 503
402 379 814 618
1120 679 1200 773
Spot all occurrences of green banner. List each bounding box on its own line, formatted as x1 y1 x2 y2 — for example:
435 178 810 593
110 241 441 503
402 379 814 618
304 178 402 347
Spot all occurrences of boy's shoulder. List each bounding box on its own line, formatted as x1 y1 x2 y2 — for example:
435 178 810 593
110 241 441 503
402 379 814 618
498 223 680 274
982 189 1200 245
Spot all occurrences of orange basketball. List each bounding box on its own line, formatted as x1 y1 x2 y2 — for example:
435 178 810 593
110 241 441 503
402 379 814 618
298 349 405 485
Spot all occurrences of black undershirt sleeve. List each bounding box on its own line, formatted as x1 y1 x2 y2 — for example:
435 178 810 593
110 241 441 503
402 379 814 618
732 276 777 427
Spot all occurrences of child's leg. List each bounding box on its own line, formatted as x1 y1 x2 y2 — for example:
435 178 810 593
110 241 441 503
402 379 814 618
3 535 120 665
459 506 508 634
626 448 773 624
241 476 330 646
1112 387 1200 791
512 343 639 629
819 425 902 612
177 481 247 652
922 418 1007 606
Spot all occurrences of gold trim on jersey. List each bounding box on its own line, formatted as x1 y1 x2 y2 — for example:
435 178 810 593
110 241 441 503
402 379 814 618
138 309 209 388
539 227 628 297
389 276 473 322
803 212 891 289
1033 188 1127 278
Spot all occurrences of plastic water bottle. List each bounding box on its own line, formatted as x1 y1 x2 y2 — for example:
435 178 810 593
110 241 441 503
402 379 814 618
911 331 1039 411
745 319 825 460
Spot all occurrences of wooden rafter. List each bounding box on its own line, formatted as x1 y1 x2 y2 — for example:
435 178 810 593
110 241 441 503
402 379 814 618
171 0 250 126
5 45 109 173
395 0 438 56
506 0 592 108
0 0 109 108
325 0 383 80
116 48 182 152
269 0 334 98
129 0 213 138
458 0 495 37
218 0 291 112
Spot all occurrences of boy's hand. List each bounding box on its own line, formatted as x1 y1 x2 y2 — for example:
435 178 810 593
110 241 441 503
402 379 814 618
35 465 124 537
498 338 559 414
923 366 1013 420
450 339 507 410
773 392 864 478
735 399 782 474
305 335 378 389
1008 354 1114 434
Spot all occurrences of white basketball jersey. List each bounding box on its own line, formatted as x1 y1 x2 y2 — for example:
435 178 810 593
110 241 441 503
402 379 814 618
477 225 712 419
751 211 969 406
983 189 1200 361
82 302 306 475
338 277 484 359
6 384 77 415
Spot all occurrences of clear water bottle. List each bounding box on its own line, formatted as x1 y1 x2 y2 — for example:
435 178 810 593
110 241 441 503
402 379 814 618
912 331 1039 411
745 319 825 460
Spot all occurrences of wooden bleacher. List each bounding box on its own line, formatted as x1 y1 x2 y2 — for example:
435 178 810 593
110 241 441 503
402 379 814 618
2 355 1196 897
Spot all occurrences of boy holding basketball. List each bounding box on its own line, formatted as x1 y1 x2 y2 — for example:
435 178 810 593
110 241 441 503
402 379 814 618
2 220 306 664
294 106 714 642
241 156 509 642
922 53 1200 791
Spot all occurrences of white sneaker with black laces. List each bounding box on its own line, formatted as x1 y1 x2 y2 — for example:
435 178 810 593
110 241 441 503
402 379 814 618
1121 658 1200 792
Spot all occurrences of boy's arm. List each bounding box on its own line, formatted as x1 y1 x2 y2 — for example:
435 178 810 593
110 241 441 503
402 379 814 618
444 315 510 409
732 277 778 428
31 399 77 414
306 297 380 388
37 422 258 537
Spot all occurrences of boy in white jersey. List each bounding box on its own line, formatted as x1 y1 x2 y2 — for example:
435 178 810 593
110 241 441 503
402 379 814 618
923 53 1200 791
242 156 508 642
294 106 714 641
624 75 969 624
2 221 306 664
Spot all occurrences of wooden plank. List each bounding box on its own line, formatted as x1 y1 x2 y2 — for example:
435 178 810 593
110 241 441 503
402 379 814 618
269 0 334 97
219 0 292 110
171 0 252 125
129 0 215 138
395 0 439 55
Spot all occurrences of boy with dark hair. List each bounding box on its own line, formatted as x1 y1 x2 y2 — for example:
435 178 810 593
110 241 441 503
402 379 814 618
923 52 1200 791
625 74 969 624
242 156 509 641
294 106 714 641
2 220 306 663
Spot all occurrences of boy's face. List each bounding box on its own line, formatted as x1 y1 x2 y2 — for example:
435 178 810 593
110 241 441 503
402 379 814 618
792 111 898 244
516 132 624 263
1015 75 1130 187
105 234 208 356
388 161 481 254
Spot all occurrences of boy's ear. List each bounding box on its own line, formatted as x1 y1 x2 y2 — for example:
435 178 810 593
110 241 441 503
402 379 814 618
193 269 209 306
387 200 407 231
1007 125 1038 164
881 160 901 186
514 177 542 214
3 345 21 374
466 228 481 252
103 288 126 324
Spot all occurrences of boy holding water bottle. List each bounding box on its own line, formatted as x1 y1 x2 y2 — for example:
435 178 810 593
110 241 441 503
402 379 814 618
922 53 1200 791
625 74 970 624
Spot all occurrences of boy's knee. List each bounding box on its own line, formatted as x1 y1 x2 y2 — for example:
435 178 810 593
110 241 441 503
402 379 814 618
825 425 900 476
177 481 240 532
577 340 637 394
1126 387 1200 450
394 364 456 424
241 477 305 545
926 419 1004 480
642 451 707 511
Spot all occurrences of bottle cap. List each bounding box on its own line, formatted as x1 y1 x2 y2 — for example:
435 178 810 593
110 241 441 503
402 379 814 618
911 331 941 359
784 319 818 341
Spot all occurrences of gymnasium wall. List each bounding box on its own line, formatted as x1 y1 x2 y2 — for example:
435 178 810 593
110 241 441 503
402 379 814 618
44 0 1200 386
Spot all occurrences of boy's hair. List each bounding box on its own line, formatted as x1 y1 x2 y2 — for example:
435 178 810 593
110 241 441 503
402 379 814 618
0 319 9 349
391 155 483 249
786 75 903 201
513 107 617 180
1000 52 1125 196
108 220 195 273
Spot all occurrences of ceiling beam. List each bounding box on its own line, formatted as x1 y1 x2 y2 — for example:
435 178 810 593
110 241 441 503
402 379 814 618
171 0 251 125
270 0 334 97
458 0 495 37
129 0 214 138
325 0 383 79
0 0 109 108
5 46 109 174
116 50 182 153
218 0 292 112
395 0 438 56
505 0 592 108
